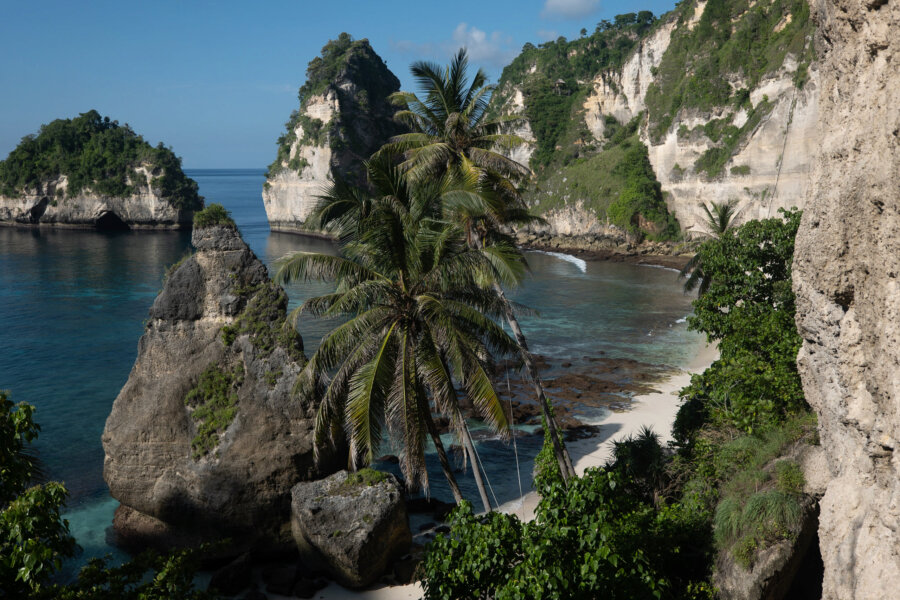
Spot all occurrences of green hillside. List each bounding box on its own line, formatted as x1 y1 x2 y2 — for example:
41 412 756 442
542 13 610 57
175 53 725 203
0 110 201 209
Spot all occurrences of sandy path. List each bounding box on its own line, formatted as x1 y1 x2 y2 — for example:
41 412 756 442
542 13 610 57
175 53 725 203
303 342 719 599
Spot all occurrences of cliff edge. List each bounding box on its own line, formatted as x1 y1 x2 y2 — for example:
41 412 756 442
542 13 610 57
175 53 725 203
262 33 403 233
792 0 900 597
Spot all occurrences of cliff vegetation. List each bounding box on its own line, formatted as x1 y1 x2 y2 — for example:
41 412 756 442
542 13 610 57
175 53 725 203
0 110 201 210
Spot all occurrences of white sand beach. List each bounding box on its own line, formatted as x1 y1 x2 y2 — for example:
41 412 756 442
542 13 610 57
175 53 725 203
307 341 719 600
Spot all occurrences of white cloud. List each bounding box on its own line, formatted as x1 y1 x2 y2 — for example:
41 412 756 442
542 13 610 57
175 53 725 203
541 0 600 19
391 23 516 69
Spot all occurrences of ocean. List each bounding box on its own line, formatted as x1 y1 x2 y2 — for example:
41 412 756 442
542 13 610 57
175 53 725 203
0 168 703 570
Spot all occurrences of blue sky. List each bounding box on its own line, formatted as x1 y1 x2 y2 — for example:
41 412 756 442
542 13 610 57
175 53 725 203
0 0 677 168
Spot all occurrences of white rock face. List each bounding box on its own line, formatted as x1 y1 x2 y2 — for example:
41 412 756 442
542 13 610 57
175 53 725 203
583 20 676 136
792 0 900 597
0 169 193 229
263 91 339 233
646 66 820 236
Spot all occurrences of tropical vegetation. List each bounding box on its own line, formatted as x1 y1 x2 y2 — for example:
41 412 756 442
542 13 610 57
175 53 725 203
420 208 813 596
679 198 742 294
0 110 201 210
0 391 209 599
383 49 577 482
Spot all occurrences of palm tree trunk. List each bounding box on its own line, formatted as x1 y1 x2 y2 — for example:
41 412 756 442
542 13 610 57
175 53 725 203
490 280 577 482
425 413 465 505
460 423 492 512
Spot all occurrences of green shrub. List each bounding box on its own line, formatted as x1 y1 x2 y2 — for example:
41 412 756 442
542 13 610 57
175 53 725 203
184 363 244 458
192 203 236 229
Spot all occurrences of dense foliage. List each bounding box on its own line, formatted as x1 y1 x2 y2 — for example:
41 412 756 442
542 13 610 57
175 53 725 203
645 0 813 144
492 12 658 168
679 208 805 434
0 110 201 209
192 203 236 229
0 392 208 598
527 116 679 239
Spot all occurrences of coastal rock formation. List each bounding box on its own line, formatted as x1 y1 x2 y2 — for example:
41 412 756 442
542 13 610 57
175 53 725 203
291 470 411 588
492 0 818 235
0 110 201 229
792 0 900 597
102 222 339 552
263 34 403 233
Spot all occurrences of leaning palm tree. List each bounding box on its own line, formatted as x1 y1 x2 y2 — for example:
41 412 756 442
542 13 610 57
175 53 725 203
385 50 577 482
680 199 742 295
275 169 520 510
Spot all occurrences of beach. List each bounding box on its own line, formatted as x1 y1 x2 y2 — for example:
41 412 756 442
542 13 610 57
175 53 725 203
308 340 719 600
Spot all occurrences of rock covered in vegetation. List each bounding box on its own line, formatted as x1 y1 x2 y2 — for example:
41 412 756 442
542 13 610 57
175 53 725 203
290 469 411 588
491 1 818 234
102 217 340 552
792 0 900 597
0 110 202 229
263 33 403 233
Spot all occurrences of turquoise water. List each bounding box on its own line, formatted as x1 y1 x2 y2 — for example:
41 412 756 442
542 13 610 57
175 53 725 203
0 168 702 569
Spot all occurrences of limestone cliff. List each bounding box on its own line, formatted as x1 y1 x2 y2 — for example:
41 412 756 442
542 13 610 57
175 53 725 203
0 110 201 229
263 34 402 233
792 0 900 597
492 0 817 235
102 222 340 552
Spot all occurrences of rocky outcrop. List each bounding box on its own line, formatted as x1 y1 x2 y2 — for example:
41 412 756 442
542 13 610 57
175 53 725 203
0 170 195 229
263 34 402 233
493 1 818 235
291 469 411 588
102 224 340 552
792 0 900 598
0 110 201 229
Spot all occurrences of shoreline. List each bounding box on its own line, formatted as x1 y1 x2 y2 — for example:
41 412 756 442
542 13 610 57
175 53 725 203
307 340 719 600
520 241 692 270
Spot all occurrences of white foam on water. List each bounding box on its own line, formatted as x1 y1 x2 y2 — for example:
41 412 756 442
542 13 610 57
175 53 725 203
532 250 587 273
638 263 681 274
675 317 688 324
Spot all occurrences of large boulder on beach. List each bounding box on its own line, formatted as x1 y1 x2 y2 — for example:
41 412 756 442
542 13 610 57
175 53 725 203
102 221 342 553
290 469 412 588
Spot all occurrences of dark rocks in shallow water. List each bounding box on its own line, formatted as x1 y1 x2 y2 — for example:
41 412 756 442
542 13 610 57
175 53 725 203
291 470 412 588
102 225 343 554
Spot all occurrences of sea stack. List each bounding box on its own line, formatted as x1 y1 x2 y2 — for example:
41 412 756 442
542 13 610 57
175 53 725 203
792 0 900 597
262 33 403 233
0 110 202 229
102 206 341 552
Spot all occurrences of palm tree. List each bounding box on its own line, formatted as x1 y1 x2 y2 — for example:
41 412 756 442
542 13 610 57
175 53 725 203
385 49 577 482
275 163 520 511
680 199 741 295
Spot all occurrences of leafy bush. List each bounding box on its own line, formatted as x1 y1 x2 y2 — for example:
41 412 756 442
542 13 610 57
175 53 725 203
0 110 201 210
679 208 805 433
421 469 715 599
192 203 236 229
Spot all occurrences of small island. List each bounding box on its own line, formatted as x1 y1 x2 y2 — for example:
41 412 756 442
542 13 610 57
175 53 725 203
0 110 202 230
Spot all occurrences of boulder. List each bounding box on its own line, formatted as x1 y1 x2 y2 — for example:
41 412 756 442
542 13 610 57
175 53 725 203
102 224 342 553
290 469 412 588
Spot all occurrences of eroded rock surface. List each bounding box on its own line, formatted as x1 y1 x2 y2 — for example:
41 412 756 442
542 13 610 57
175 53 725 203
102 225 340 552
792 0 900 597
291 470 411 588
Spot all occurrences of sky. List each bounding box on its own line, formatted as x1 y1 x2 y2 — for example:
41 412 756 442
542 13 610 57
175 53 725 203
0 0 678 168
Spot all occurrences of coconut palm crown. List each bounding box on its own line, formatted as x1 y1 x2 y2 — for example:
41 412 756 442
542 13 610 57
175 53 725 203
274 161 524 497
381 48 530 185
681 199 742 295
